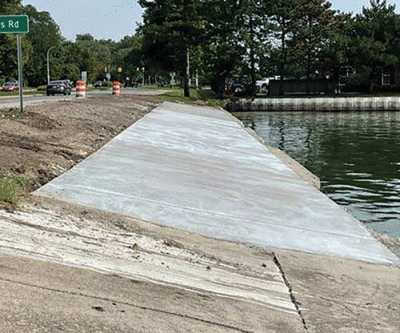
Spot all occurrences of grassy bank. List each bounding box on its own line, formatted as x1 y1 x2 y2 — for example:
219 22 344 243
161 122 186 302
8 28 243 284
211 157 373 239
161 88 227 109
0 90 45 97
0 174 29 210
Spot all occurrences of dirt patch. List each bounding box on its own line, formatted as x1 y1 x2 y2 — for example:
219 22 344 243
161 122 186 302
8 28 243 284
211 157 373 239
0 95 162 193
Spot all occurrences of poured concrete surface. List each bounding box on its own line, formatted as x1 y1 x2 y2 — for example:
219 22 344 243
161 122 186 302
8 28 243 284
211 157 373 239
36 102 399 266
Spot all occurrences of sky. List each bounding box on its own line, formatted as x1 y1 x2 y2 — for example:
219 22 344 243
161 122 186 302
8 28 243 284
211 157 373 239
21 0 400 42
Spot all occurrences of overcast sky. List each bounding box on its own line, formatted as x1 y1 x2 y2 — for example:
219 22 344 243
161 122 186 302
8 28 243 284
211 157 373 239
21 0 399 42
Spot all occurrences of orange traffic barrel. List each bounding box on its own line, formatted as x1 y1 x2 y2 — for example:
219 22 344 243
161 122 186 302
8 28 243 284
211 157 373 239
76 80 86 97
112 81 121 96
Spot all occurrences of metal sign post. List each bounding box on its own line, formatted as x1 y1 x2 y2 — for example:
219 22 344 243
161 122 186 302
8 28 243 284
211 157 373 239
17 35 23 113
0 15 29 113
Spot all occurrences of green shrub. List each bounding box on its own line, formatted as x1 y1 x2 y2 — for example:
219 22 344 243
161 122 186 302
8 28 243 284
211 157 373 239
37 85 47 91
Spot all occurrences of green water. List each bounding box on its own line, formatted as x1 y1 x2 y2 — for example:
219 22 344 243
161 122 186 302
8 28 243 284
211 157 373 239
234 111 400 238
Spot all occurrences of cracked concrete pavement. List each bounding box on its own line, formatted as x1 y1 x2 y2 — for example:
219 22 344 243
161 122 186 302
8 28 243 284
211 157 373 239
0 198 305 332
1 198 398 332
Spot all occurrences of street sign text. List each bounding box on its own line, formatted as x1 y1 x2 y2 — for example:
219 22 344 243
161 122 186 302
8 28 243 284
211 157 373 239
0 15 29 34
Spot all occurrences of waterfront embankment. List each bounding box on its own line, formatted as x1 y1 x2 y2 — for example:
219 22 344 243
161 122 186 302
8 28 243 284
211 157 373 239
227 96 400 111
34 101 398 265
1 99 399 332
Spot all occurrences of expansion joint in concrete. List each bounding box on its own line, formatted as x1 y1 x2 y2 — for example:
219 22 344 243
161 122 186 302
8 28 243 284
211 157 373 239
272 253 309 331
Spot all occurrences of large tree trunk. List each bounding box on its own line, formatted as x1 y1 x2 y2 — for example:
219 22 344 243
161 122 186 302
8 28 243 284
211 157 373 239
211 75 226 99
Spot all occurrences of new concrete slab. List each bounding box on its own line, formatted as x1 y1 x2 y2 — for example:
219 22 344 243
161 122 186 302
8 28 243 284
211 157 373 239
35 102 399 266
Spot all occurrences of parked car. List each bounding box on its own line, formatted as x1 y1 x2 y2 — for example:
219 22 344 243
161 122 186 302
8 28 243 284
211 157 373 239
255 76 281 94
46 80 72 96
124 79 138 88
1 82 19 92
94 80 103 88
225 75 252 96
256 78 270 94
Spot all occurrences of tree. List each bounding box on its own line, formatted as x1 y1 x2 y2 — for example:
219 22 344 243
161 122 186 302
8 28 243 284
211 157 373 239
74 34 115 81
318 11 352 82
139 0 206 96
0 0 21 15
22 5 63 85
239 0 270 94
346 0 400 92
266 0 301 93
62 41 98 83
290 0 336 93
202 0 249 96
115 35 144 83
0 0 31 83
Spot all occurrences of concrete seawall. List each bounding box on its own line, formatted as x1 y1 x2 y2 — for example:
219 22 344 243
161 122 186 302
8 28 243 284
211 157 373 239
227 96 400 111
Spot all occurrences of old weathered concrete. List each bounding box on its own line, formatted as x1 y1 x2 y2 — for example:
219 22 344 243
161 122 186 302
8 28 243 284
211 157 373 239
275 249 400 333
35 102 399 266
0 202 307 333
0 252 304 333
1 196 398 332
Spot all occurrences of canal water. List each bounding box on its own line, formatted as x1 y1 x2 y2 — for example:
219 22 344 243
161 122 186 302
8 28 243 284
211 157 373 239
233 111 400 239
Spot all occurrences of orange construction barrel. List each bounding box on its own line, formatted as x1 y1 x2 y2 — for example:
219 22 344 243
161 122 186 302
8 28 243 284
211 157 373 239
76 80 86 97
112 81 121 96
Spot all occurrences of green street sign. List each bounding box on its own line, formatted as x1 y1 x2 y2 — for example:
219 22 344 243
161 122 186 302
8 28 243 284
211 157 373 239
0 15 29 34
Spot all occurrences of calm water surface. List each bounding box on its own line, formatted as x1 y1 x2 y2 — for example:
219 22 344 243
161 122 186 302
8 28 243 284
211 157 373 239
234 111 400 238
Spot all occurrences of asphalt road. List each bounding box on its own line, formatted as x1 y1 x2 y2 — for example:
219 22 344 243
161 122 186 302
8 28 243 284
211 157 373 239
0 87 170 110
0 93 74 109
2 87 174 106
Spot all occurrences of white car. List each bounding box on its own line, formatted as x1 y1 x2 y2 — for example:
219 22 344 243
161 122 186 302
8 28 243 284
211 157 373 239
94 81 103 88
256 78 270 94
256 76 281 94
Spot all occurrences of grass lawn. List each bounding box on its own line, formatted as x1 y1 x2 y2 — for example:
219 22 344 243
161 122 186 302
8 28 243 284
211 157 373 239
0 90 45 97
161 88 227 109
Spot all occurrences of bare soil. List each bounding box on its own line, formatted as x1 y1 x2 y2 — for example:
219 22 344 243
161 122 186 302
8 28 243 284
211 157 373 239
0 95 162 193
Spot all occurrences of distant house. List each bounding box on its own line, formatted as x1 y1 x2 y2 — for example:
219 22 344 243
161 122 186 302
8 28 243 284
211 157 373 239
381 69 400 88
339 65 400 92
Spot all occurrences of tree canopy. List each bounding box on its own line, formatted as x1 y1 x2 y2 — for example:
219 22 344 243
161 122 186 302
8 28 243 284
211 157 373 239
0 0 399 94
138 0 400 95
